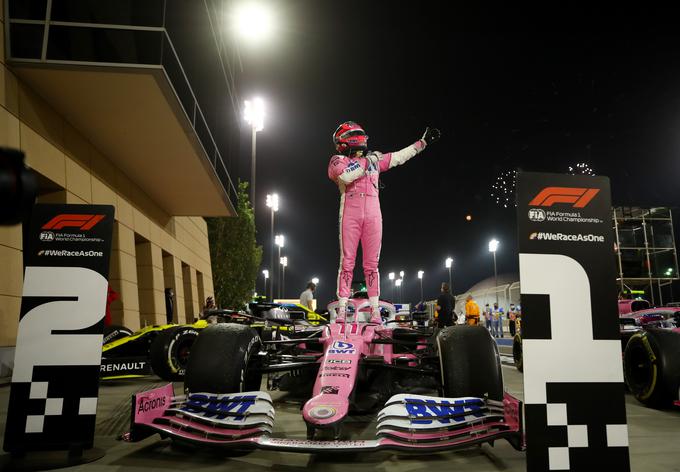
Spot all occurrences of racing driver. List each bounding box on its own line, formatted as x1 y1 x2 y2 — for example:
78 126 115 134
328 121 440 322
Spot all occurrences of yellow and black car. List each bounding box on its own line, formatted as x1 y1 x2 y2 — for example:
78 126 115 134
100 303 327 381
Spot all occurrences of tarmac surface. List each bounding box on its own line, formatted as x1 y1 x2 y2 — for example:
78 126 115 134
0 344 679 471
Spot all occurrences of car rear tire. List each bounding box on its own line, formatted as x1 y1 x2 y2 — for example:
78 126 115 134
513 334 523 372
184 323 262 394
102 325 133 345
624 329 680 407
437 325 504 401
150 326 201 381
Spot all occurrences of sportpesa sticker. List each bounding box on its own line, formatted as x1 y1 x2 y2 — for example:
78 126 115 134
328 341 355 354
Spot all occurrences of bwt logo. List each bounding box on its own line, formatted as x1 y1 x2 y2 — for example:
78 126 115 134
42 214 105 231
405 399 485 425
182 394 257 420
329 341 355 354
529 187 600 208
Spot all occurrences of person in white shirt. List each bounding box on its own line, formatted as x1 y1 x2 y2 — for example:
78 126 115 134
299 282 316 310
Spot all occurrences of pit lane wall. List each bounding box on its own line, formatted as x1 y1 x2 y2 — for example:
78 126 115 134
0 3 217 370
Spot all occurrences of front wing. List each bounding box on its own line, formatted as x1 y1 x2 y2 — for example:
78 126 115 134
125 385 524 453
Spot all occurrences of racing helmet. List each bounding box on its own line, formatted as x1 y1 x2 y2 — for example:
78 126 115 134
333 121 368 154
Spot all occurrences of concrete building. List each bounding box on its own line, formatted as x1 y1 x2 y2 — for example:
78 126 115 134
0 1 239 371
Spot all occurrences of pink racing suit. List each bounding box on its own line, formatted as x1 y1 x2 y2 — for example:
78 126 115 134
328 139 427 309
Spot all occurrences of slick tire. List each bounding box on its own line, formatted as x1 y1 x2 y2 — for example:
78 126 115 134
184 323 262 394
624 329 680 407
437 325 504 401
102 325 133 345
150 326 201 382
513 334 524 373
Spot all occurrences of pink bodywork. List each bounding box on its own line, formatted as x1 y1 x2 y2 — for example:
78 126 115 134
126 297 524 453
618 299 651 315
303 298 407 427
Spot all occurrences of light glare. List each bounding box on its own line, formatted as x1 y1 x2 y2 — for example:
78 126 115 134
234 3 274 43
489 239 499 253
244 97 265 132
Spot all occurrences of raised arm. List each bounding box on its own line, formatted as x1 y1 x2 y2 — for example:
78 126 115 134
378 127 441 172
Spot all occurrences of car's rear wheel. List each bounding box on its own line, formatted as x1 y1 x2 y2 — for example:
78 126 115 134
513 334 523 372
437 325 504 401
184 323 262 393
150 326 201 381
624 329 680 407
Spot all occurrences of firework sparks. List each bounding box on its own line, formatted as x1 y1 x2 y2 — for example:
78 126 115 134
568 162 595 176
490 169 517 208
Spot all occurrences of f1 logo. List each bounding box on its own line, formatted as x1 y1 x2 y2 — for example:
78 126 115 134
529 187 600 208
42 214 105 231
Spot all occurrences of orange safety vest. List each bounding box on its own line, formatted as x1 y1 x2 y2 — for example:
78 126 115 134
465 300 480 317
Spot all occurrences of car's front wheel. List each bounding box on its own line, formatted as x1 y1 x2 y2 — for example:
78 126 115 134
624 329 680 407
437 325 504 401
184 324 262 394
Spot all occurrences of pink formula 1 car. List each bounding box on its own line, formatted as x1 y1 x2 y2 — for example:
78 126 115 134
125 298 524 453
622 308 680 407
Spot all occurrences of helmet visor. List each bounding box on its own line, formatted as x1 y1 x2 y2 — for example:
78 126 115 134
339 129 367 140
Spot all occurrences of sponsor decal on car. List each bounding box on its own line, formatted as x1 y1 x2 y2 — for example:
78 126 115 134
321 386 340 394
326 359 351 364
182 394 258 420
319 373 350 378
323 366 351 371
261 438 374 449
403 398 485 425
137 395 167 414
100 360 147 373
328 341 355 354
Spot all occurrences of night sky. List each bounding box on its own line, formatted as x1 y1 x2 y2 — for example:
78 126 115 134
228 3 680 306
